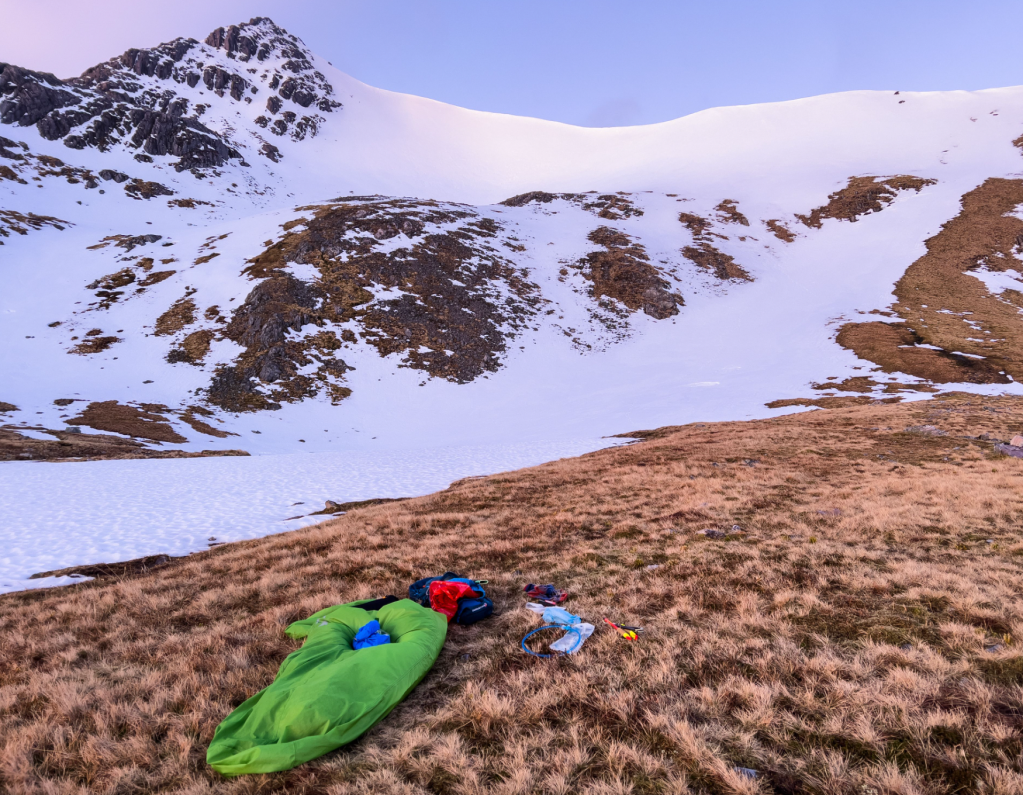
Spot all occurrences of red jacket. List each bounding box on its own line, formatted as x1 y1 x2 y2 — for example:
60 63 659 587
428 580 477 621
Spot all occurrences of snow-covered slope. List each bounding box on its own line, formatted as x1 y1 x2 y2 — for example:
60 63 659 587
4 15 1023 460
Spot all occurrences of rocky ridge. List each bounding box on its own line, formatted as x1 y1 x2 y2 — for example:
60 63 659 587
0 17 339 176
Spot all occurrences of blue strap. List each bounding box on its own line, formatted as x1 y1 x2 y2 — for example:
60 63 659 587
521 624 582 657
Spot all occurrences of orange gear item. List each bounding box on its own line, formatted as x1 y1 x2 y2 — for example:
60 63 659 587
428 580 477 621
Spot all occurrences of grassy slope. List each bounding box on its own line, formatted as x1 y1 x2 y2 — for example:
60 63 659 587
3 393 1023 794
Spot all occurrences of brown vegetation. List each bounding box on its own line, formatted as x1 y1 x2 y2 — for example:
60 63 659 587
0 425 247 462
169 198 215 209
155 297 197 336
579 193 645 220
838 179 1023 384
715 199 749 226
67 401 187 444
86 267 136 307
810 376 938 395
836 322 1009 384
765 219 795 243
87 233 162 252
69 330 120 355
0 209 68 241
124 178 174 200
682 245 752 282
577 227 683 319
797 176 935 229
169 329 215 365
499 191 644 220
765 395 901 410
30 555 176 580
3 394 1023 793
679 211 753 282
678 211 713 238
137 270 176 287
179 405 235 439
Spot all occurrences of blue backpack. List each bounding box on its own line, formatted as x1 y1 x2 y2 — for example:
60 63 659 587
408 572 491 624
454 597 494 625
408 572 485 606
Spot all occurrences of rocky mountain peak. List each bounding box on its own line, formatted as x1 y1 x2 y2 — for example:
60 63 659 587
204 17 299 62
0 16 342 178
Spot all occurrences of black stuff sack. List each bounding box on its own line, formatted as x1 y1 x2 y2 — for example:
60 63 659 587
453 597 494 625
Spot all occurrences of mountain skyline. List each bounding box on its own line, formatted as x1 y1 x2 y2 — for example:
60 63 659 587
5 1 1023 128
4 13 1023 591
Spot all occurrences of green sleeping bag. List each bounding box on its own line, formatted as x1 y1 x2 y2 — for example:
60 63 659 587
207 598 447 776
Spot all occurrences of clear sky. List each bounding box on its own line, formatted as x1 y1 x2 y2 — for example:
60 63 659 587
3 0 1023 127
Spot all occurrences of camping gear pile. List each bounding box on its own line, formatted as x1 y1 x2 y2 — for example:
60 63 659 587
520 583 643 657
206 570 646 776
409 571 494 623
208 571 494 776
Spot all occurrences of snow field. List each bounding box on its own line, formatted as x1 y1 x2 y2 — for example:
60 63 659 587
0 436 623 593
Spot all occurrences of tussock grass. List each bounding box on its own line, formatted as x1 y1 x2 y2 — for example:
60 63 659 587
3 393 1023 793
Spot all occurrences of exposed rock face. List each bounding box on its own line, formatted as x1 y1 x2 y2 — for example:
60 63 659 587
209 271 342 411
0 55 240 172
0 17 341 171
207 198 542 412
0 64 80 127
203 16 341 131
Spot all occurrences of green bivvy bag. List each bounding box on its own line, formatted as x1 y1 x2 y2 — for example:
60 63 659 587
207 599 447 776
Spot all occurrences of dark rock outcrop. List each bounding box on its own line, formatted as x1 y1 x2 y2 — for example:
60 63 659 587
0 17 339 170
0 64 80 127
208 274 326 411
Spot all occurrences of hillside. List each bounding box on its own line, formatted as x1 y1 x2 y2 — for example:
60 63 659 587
2 393 1023 793
7 13 1023 793
4 17 1023 460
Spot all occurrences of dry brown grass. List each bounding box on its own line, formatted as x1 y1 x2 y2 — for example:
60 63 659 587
715 201 749 227
764 395 901 410
580 227 682 319
0 424 246 462
169 329 215 366
4 393 1023 794
764 221 795 243
155 298 197 337
179 405 236 440
138 270 177 288
67 401 187 444
69 331 120 355
678 211 753 283
682 245 752 282
123 179 174 201
797 176 935 229
169 199 214 209
0 210 68 240
810 378 938 396
838 178 1023 385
